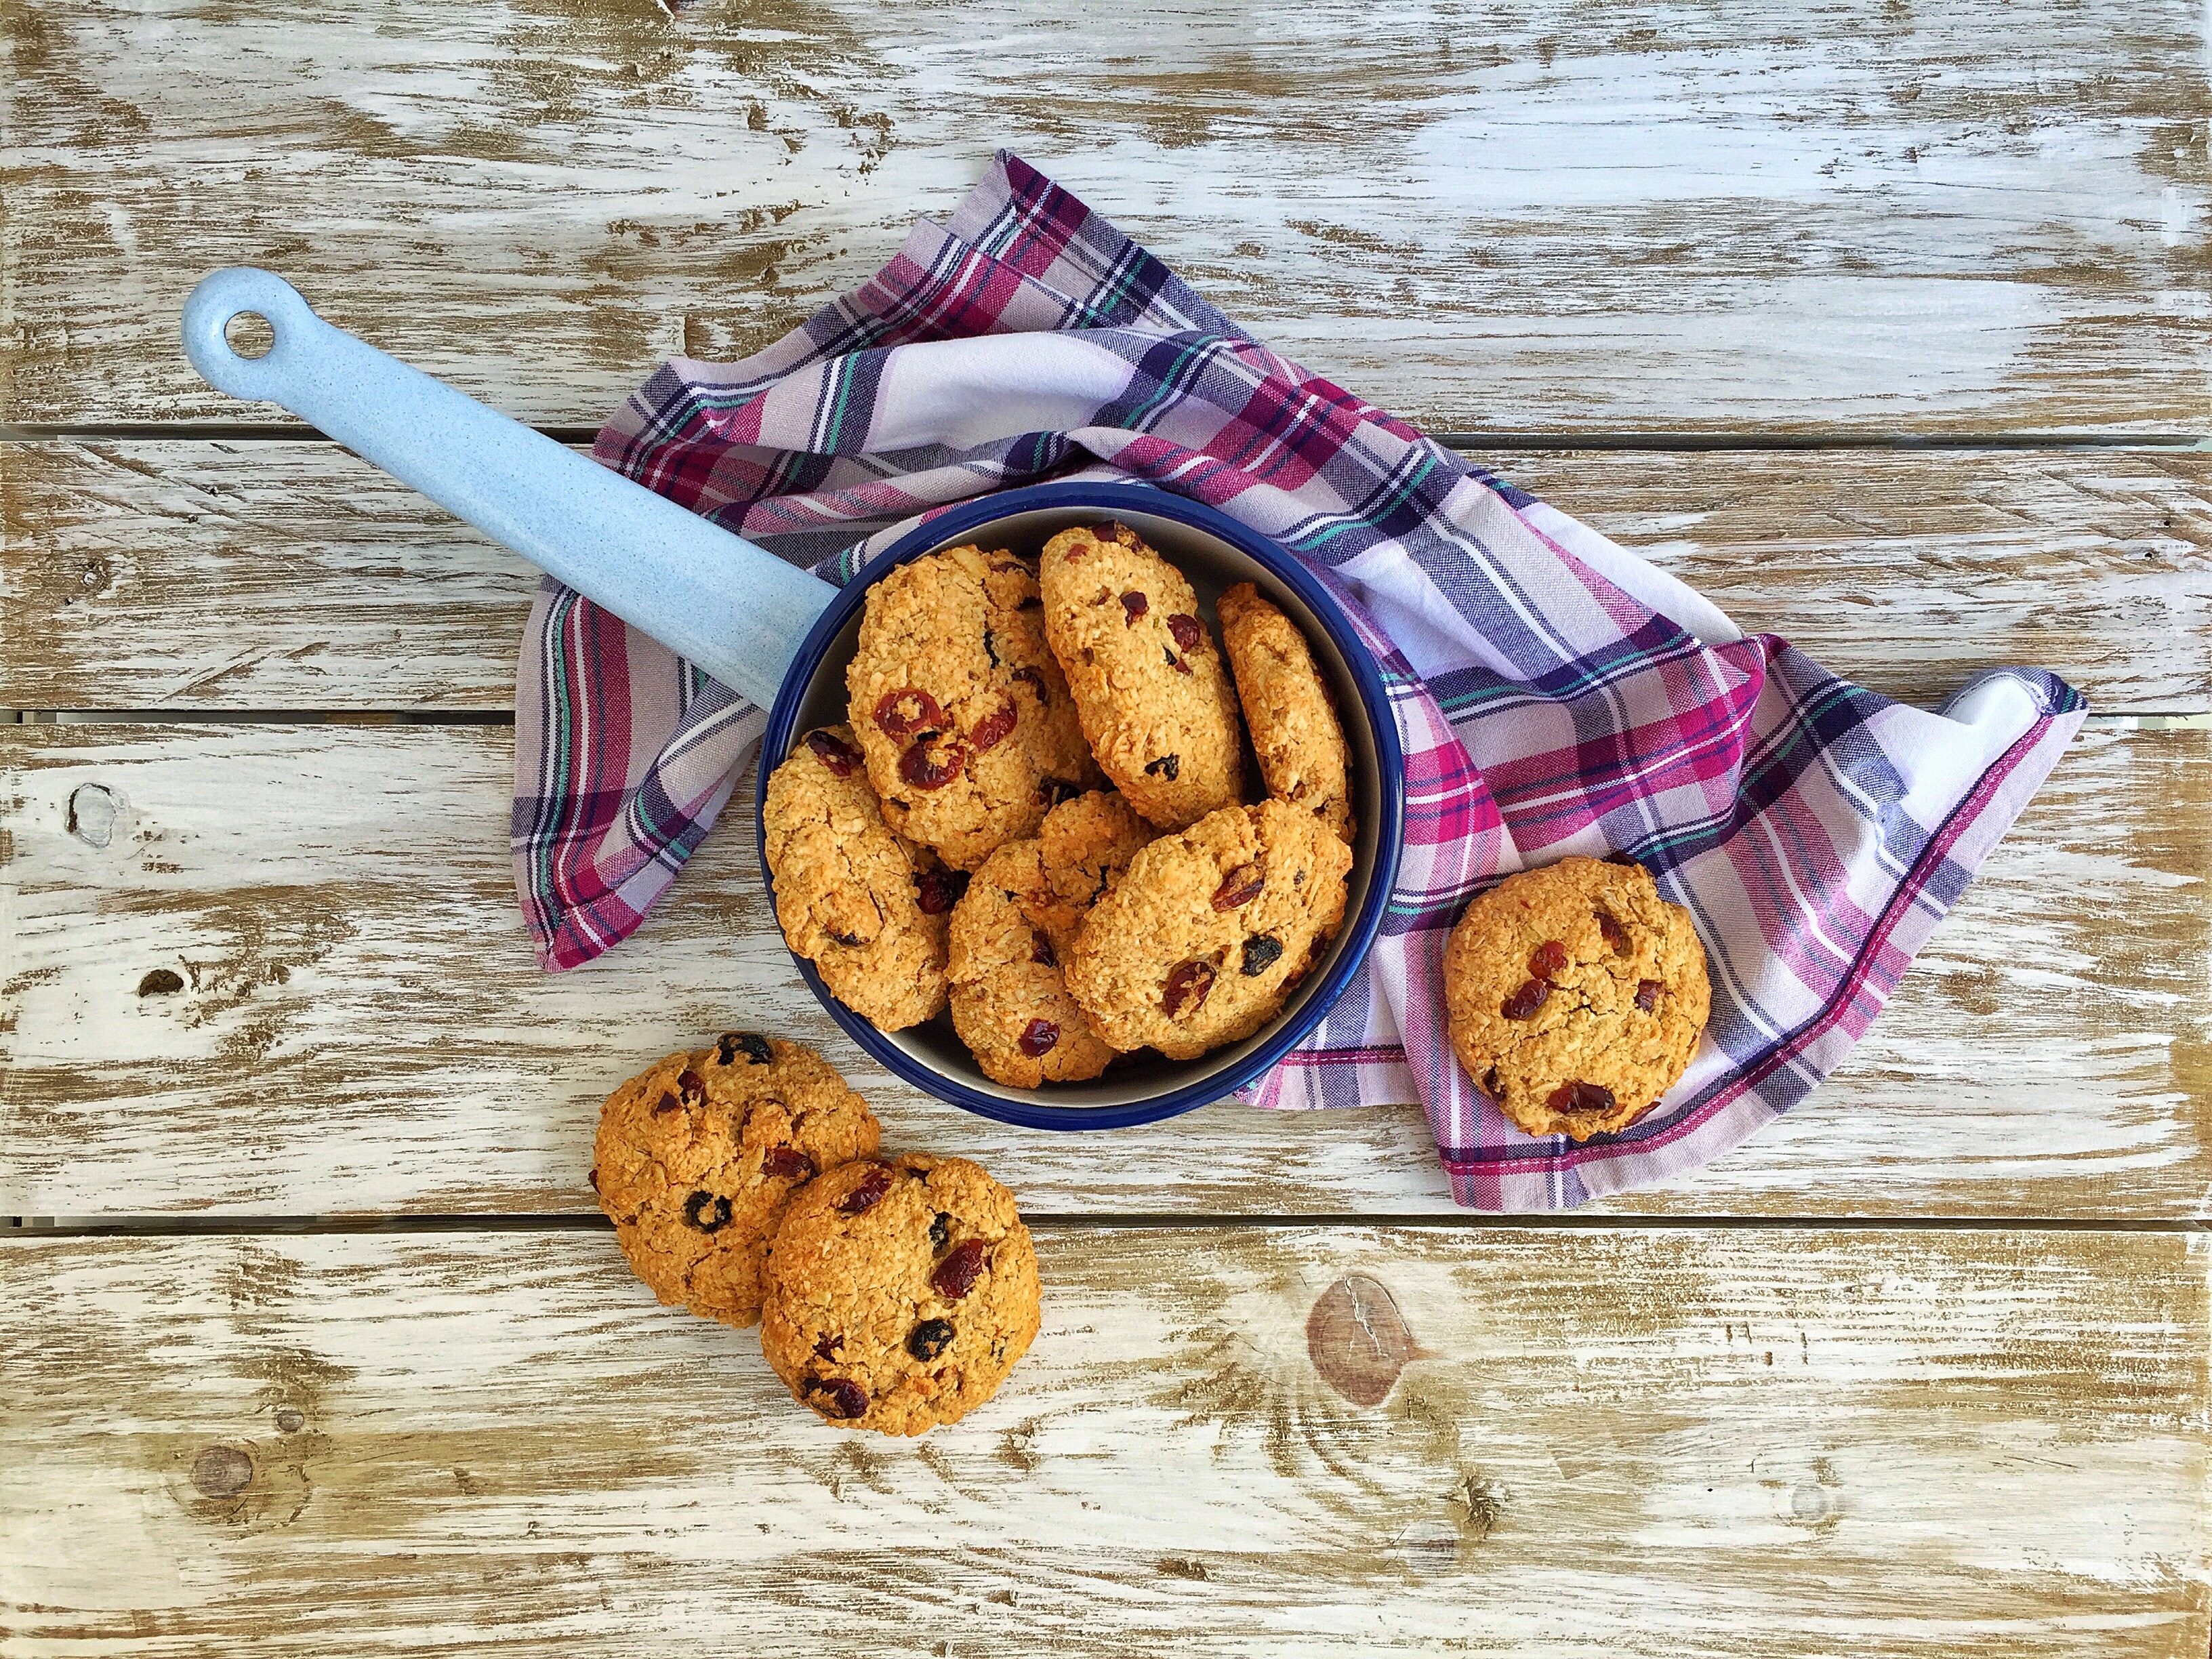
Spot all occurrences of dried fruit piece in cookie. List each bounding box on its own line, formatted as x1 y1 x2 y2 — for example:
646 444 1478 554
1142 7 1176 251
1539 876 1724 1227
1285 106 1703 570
592 1037 880 1328
1038 521 1245 832
762 723 950 1031
947 790 1151 1088
1216 581 1354 843
1065 798 1351 1061
1440 855 1711 1143
846 545 1101 871
759 1153 1042 1436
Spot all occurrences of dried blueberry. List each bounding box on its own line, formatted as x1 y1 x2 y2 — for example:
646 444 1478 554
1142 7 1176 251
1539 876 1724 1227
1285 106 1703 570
1500 979 1551 1020
804 1376 868 1420
837 1164 894 1214
928 1211 952 1253
1038 776 1081 806
1165 648 1190 674
907 1319 956 1361
1030 935 1057 968
681 1191 733 1233
1241 934 1285 977
982 628 1000 669
1144 754 1180 781
718 1031 774 1067
1011 666 1048 704
930 1239 989 1298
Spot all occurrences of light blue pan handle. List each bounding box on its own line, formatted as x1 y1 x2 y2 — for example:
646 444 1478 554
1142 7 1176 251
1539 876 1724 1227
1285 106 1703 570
180 267 837 712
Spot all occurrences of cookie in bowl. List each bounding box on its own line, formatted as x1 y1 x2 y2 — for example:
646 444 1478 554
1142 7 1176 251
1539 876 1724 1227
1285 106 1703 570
1217 580 1354 844
1038 520 1245 832
760 1153 1042 1435
1441 855 1711 1142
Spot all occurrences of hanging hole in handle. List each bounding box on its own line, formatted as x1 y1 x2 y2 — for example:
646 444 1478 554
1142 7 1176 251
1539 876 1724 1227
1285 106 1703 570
224 311 276 360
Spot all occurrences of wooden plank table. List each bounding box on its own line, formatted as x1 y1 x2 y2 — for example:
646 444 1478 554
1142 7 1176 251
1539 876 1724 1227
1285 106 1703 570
3 1 2209 1652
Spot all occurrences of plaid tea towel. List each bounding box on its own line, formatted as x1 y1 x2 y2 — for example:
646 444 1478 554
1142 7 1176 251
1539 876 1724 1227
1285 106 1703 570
514 151 2085 1210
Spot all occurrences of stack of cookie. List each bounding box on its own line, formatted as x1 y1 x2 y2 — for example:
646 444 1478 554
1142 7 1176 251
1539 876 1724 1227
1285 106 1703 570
590 1034 1042 1434
764 521 1357 1088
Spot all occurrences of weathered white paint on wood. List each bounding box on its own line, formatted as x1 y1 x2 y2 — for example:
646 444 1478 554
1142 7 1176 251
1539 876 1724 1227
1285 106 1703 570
0 1227 2203 1656
4 441 2207 713
1 720 2200 1219
4 0 2205 431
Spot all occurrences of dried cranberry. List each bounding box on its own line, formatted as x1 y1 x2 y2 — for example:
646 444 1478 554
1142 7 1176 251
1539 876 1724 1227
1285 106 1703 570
813 1332 840 1361
1019 1019 1060 1057
1528 940 1568 981
930 1239 990 1298
1087 520 1129 543
899 731 966 791
1546 1080 1617 1117
1596 911 1629 954
836 1164 893 1214
1166 613 1204 651
803 728 864 777
1241 934 1284 977
928 1211 951 1253
587 1167 600 1190
762 1147 815 1181
1010 666 1048 704
1120 590 1149 626
1603 851 1643 869
652 1090 681 1116
804 1376 868 1420
1499 979 1551 1020
1163 959 1216 1019
915 867 968 914
968 699 1018 754
1635 979 1663 1012
1166 649 1191 674
1143 754 1180 781
907 1319 955 1361
1030 936 1057 968
678 1068 705 1103
718 1031 773 1066
681 1191 733 1233
874 687 946 737
1211 864 1265 911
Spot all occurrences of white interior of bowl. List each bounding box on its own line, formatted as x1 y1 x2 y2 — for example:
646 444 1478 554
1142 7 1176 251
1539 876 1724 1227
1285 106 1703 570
787 504 1388 1108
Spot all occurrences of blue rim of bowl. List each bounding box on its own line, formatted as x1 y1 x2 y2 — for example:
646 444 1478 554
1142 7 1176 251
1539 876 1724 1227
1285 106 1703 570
756 480 1407 1132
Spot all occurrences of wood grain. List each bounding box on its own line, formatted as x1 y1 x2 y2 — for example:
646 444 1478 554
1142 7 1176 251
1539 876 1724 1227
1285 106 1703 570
4 0 2206 432
1 718 2201 1220
1 1226 2203 1656
4 441 2206 714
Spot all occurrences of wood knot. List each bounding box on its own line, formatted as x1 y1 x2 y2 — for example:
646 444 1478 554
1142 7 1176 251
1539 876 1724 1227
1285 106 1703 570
138 968 185 997
190 1444 254 1499
66 783 118 848
1155 1557 1208 1581
274 1409 305 1435
1306 1274 1421 1406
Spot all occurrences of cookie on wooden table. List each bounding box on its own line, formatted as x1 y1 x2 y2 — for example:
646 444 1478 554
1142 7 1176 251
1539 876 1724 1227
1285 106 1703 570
1216 580 1354 844
846 544 1102 872
947 790 1153 1088
1064 798 1353 1061
1441 855 1711 1143
762 724 956 1031
1038 520 1245 832
760 1153 1042 1435
592 1036 881 1328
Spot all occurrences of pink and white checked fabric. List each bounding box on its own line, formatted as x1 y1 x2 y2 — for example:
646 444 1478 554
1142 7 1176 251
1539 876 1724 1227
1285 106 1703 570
514 152 2085 1210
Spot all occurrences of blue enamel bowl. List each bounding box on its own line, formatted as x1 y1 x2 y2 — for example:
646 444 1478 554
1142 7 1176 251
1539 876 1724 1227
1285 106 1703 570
756 482 1406 1132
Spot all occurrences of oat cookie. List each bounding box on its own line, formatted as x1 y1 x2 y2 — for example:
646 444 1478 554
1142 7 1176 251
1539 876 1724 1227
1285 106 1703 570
760 1153 1042 1435
947 790 1152 1088
1216 581 1354 844
762 724 955 1031
1065 798 1353 1061
592 1035 880 1328
1038 520 1245 832
1441 855 1711 1142
846 544 1102 871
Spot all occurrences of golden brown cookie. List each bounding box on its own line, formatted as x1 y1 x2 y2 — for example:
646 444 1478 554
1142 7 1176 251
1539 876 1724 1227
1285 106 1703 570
1216 581 1354 844
762 724 956 1031
1441 855 1711 1142
1038 520 1245 832
1064 798 1352 1061
759 1153 1042 1436
846 544 1103 871
947 790 1153 1088
591 1035 881 1328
